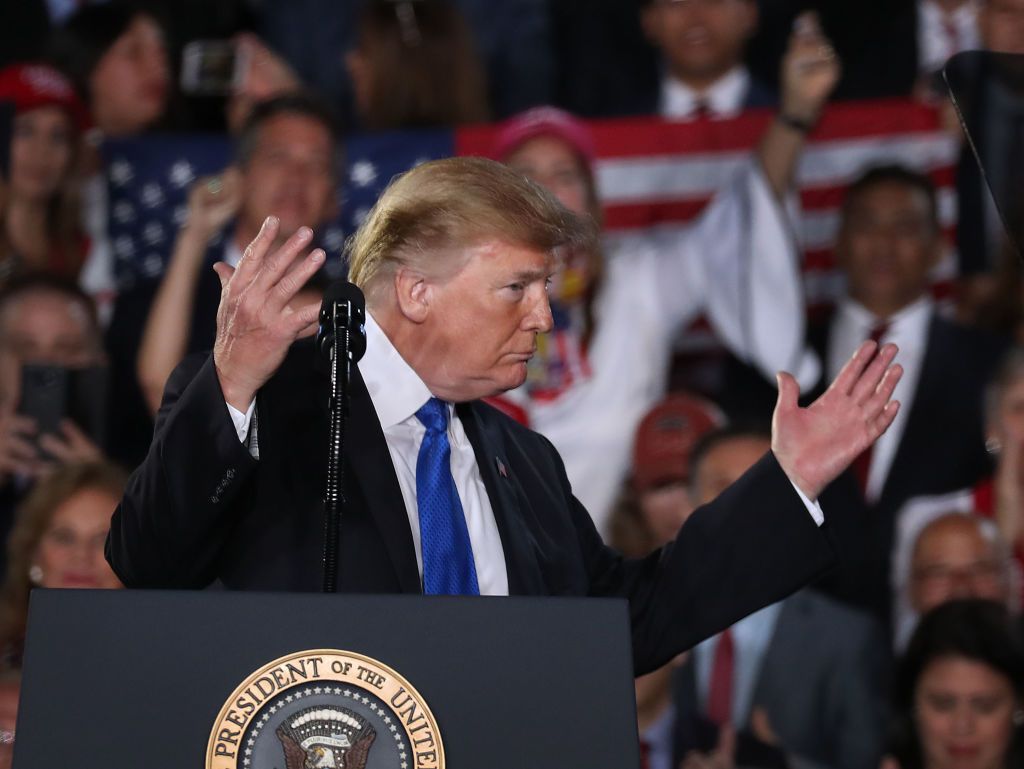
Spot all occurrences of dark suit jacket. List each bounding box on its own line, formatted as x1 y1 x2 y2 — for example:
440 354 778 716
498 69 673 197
673 590 888 769
107 339 837 674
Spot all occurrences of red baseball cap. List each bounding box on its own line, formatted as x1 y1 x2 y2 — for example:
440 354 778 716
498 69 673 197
632 394 725 492
0 63 91 132
492 106 596 166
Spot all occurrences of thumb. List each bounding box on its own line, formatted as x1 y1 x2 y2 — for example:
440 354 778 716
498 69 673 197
212 261 234 290
775 371 799 414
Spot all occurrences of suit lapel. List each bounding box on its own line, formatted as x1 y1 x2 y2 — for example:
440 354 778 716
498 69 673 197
317 362 422 593
457 402 544 596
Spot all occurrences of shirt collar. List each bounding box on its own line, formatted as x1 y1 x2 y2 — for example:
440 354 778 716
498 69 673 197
360 311 434 429
660 66 750 120
838 294 934 337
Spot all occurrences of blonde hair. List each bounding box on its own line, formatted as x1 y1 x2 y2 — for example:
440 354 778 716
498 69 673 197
347 156 598 305
0 461 127 667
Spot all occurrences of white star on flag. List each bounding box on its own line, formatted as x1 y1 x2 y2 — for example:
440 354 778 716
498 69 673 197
350 160 378 188
168 159 196 189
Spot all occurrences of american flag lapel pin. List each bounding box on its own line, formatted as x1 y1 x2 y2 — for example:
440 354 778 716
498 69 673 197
496 458 508 479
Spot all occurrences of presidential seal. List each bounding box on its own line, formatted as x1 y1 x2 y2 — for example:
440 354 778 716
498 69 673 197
207 650 444 769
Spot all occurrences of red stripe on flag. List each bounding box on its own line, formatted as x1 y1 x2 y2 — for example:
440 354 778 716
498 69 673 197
456 100 945 160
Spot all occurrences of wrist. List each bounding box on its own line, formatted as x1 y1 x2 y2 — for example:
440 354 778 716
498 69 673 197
777 110 818 135
214 361 257 413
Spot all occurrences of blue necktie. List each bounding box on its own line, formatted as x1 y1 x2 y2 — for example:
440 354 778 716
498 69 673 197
415 398 480 595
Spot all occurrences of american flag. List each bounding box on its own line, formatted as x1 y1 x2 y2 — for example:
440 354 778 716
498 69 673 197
105 100 957 329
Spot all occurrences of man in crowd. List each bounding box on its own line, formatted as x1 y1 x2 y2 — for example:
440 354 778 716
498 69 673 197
639 0 775 119
106 92 338 463
135 92 338 416
634 425 887 769
108 156 902 675
893 511 1016 647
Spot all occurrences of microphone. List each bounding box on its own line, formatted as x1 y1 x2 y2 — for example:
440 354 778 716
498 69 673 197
316 280 367 365
317 280 366 593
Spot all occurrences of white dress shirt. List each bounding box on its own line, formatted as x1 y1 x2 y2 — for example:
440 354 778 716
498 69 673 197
660 67 751 120
228 312 510 596
694 601 783 725
827 296 933 503
918 0 980 75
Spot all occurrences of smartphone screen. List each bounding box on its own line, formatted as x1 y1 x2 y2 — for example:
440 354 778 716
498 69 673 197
17 364 108 454
181 41 246 96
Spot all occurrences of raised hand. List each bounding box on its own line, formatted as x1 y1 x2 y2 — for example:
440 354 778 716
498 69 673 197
212 216 324 410
772 342 903 500
0 412 41 483
185 168 242 241
780 12 841 124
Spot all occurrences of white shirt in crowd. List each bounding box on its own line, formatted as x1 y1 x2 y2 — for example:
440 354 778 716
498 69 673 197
507 162 820 531
826 295 933 503
918 0 981 75
660 66 751 121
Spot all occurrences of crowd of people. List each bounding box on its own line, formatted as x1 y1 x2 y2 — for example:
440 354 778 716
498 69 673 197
1 0 1024 767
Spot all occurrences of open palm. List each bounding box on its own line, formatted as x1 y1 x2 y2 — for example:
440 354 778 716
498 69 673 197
772 341 903 500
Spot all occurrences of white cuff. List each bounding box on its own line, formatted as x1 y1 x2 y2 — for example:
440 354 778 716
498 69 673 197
789 480 825 526
227 399 256 444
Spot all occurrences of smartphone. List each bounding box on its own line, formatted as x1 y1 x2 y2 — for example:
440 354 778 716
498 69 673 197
17 364 108 456
181 40 248 96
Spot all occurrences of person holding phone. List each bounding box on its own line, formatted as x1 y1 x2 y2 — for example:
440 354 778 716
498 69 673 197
0 64 91 287
0 275 108 578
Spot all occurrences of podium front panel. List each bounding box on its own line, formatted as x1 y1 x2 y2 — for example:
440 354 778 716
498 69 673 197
15 590 639 768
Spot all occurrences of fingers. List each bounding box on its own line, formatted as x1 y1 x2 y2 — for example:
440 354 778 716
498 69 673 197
255 226 314 294
290 300 322 338
58 420 102 460
233 215 280 284
862 362 904 419
212 261 235 290
268 247 326 313
870 400 901 441
851 343 899 404
829 340 879 396
774 371 800 415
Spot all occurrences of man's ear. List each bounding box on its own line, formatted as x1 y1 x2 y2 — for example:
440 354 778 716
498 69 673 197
393 267 431 324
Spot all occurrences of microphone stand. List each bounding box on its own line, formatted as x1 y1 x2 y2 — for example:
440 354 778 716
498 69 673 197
319 283 365 593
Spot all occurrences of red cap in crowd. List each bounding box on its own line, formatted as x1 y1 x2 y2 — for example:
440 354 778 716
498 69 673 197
0 63 91 132
632 394 725 492
492 105 596 165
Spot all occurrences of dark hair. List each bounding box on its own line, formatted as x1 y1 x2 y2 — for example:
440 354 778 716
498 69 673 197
841 164 940 233
687 423 771 492
234 91 342 173
889 599 1024 769
352 0 489 130
0 273 99 337
47 2 158 103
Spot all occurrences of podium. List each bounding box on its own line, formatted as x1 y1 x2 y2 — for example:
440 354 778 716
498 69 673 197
14 590 640 768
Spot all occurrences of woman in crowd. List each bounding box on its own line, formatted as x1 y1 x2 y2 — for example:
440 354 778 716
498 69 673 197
486 16 837 530
345 0 490 130
0 64 90 287
0 461 125 667
887 598 1024 769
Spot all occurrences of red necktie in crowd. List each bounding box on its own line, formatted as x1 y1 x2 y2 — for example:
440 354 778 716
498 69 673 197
852 321 890 494
707 627 734 725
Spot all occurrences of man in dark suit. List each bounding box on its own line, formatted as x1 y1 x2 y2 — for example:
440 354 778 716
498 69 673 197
669 426 888 769
107 156 903 675
636 0 780 119
808 165 1004 620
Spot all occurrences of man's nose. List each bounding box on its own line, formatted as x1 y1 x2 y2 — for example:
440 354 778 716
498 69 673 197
525 293 553 334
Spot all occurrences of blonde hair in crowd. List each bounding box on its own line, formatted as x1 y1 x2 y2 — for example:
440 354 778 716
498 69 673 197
347 156 598 306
